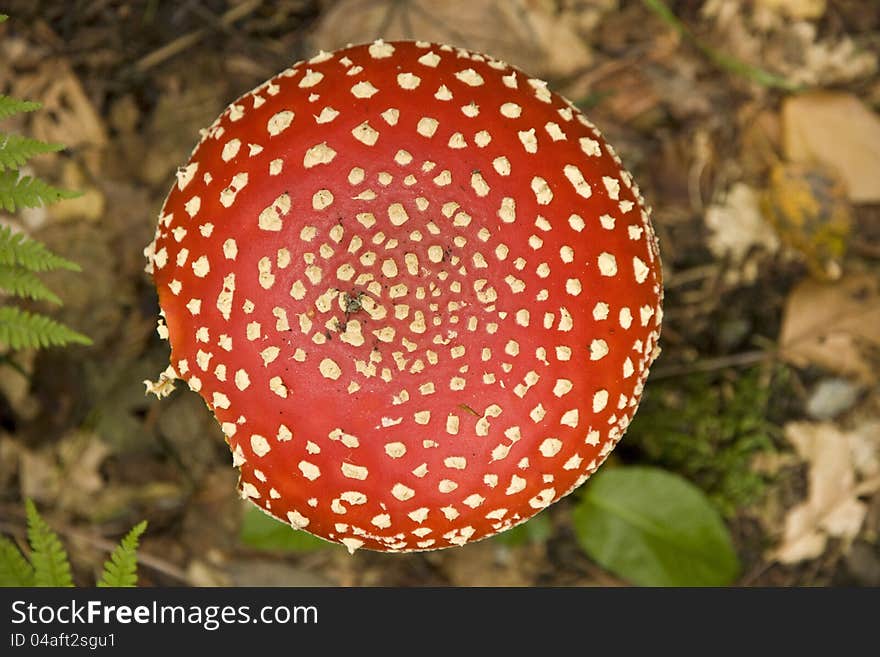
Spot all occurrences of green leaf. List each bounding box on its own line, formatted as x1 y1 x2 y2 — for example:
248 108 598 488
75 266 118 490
0 306 92 350
0 265 62 304
0 536 36 587
0 170 80 212
572 467 740 586
97 521 147 587
0 133 65 171
0 95 41 121
26 499 74 587
240 506 331 552
0 225 81 272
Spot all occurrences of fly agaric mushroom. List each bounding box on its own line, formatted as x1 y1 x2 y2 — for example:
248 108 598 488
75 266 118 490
144 40 663 553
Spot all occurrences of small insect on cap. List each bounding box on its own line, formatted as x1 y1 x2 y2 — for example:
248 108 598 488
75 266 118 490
144 40 663 553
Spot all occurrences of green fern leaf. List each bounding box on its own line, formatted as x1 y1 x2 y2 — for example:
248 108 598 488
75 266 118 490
0 265 62 304
0 170 80 212
97 521 147 587
0 226 80 272
0 133 65 171
0 95 41 121
26 500 73 587
0 306 92 349
0 536 36 587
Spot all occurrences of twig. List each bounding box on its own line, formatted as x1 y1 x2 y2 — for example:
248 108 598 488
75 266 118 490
739 557 781 586
651 349 771 380
850 240 880 259
62 524 191 584
664 264 718 288
133 0 263 74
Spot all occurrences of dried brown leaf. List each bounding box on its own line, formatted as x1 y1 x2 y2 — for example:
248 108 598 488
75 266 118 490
56 432 110 513
848 420 880 480
12 61 107 176
18 447 60 505
779 274 880 384
774 422 868 564
18 432 110 514
783 93 880 203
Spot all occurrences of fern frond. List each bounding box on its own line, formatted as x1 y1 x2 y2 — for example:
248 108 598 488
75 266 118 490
0 265 62 304
0 226 80 271
26 500 73 587
0 133 65 172
0 306 92 349
97 521 147 587
0 95 40 121
0 170 80 212
0 536 36 587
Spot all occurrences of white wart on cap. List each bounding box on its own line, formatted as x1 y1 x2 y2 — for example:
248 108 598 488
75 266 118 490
145 40 663 553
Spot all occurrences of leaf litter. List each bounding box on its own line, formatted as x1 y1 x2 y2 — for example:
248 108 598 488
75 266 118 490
0 0 878 587
774 422 879 564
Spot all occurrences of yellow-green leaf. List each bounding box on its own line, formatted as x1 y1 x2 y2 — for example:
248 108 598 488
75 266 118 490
0 537 36 587
97 521 147 587
26 500 73 587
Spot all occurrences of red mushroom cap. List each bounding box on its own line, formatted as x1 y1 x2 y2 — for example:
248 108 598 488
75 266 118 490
145 40 663 553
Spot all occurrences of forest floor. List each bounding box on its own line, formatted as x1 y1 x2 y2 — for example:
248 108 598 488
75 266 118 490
1 0 879 586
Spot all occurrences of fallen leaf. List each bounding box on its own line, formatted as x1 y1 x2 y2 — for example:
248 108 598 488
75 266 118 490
309 0 595 79
705 182 779 264
56 432 110 514
774 422 867 564
13 60 108 176
760 161 851 280
18 447 60 506
779 273 880 384
848 420 880 480
783 93 880 203
17 432 110 514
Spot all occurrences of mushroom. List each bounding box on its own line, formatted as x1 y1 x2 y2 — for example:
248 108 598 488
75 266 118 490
144 40 663 553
